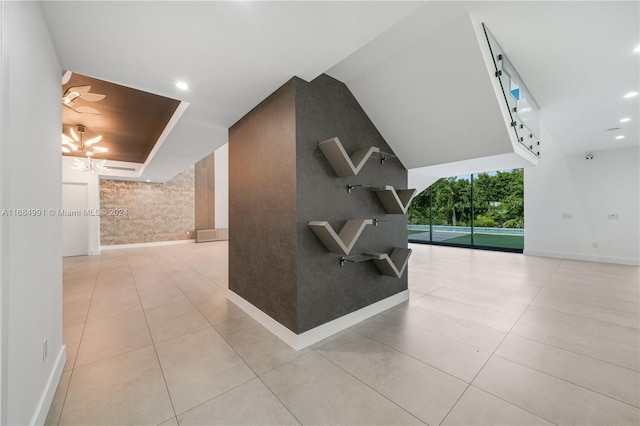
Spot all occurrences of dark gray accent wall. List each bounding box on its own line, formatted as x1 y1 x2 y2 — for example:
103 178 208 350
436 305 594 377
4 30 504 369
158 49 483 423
229 74 408 335
228 80 298 332
294 75 408 333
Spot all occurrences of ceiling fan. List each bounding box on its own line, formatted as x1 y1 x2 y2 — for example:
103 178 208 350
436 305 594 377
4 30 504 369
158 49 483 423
62 125 109 173
62 84 106 115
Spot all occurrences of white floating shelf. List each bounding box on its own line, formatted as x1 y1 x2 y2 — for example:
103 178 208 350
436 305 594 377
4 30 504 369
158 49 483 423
318 137 380 177
364 247 412 278
371 186 416 214
308 219 373 255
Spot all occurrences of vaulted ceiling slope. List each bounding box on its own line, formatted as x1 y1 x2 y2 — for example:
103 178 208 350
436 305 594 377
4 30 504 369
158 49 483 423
40 2 638 182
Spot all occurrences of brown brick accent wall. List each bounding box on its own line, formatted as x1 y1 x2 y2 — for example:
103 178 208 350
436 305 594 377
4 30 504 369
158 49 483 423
100 166 195 245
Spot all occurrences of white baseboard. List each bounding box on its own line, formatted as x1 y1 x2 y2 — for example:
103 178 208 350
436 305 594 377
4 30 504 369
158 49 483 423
100 239 195 251
524 250 639 266
31 345 66 426
227 290 409 350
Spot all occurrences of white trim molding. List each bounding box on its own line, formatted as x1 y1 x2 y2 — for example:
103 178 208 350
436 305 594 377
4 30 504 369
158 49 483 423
227 289 409 350
100 239 196 252
31 345 66 425
524 250 640 266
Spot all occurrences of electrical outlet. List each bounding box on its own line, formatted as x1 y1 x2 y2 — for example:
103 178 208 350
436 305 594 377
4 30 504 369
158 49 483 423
608 214 619 220
42 338 48 362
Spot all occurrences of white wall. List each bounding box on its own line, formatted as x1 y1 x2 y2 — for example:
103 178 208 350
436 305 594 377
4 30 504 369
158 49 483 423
525 126 639 265
214 143 229 229
62 156 101 255
0 2 65 424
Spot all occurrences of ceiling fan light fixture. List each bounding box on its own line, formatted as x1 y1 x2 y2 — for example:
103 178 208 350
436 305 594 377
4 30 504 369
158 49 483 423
85 134 102 146
62 125 108 172
176 81 189 90
69 127 79 142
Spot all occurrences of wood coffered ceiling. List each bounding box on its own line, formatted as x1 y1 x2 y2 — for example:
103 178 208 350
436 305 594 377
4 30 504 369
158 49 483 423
62 72 181 164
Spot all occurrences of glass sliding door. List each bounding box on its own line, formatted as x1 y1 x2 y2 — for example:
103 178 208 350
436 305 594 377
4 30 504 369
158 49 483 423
407 182 432 243
471 170 524 250
408 169 524 252
430 175 472 245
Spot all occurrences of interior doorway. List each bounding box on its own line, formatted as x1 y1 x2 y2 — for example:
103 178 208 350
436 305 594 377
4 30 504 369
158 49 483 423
62 182 89 256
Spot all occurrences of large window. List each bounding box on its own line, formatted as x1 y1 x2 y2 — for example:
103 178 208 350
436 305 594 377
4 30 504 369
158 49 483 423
408 169 524 252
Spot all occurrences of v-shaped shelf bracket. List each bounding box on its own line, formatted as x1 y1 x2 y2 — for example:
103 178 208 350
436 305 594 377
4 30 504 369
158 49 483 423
372 186 416 214
308 219 373 255
364 247 412 278
318 137 380 177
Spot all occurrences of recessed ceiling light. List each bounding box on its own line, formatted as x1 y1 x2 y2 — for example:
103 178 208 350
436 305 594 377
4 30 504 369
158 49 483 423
176 81 189 90
620 117 631 123
635 44 640 53
615 135 625 140
623 91 638 98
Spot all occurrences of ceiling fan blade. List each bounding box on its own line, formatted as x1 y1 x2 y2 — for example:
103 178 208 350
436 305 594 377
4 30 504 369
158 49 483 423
69 127 79 142
92 146 108 153
61 146 71 153
79 93 106 102
62 91 81 104
68 85 91 94
85 135 102 146
72 105 101 115
61 71 72 85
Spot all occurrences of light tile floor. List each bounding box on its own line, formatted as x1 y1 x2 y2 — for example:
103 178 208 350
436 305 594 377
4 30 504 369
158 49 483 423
47 242 640 425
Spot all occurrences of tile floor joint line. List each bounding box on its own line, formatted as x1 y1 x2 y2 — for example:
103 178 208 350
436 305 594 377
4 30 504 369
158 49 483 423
437 383 472 426
128 254 180 422
314 349 427 424
511 333 640 373
379 305 507 352
361 309 496 356
348 327 470 385
56 253 102 425
172 376 257 418
490 354 640 409
415 293 525 322
447 259 572 426
255 375 305 426
527 302 639 332
461 385 561 426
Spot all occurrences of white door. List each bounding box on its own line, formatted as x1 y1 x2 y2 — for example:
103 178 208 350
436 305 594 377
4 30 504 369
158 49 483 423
62 182 89 257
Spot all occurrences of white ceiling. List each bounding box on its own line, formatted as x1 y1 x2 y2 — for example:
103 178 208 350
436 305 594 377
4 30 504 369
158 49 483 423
40 1 639 181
